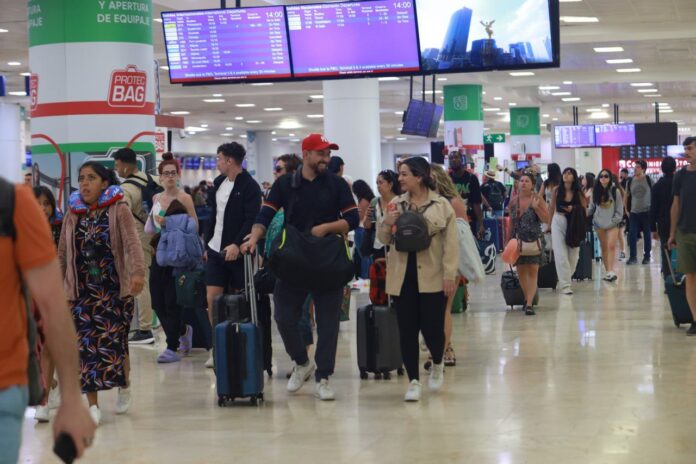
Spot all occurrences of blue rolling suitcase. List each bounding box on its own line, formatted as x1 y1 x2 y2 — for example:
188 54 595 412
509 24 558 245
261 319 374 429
664 248 693 328
215 255 264 406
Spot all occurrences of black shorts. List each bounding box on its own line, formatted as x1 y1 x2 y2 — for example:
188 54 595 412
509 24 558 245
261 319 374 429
205 248 244 290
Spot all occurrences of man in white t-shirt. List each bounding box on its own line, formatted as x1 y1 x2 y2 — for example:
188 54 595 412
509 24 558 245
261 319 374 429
203 143 262 367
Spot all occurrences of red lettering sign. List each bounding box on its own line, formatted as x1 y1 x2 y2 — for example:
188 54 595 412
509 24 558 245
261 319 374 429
30 74 39 111
108 65 147 108
155 130 166 153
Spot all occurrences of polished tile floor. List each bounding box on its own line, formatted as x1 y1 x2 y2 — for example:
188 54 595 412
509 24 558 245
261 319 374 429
19 258 696 463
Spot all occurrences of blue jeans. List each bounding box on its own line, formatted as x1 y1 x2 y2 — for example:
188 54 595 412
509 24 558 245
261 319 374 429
629 212 652 260
0 386 28 464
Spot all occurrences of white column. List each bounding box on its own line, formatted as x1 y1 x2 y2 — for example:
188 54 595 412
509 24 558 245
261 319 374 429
248 130 275 184
323 79 381 185
0 103 23 182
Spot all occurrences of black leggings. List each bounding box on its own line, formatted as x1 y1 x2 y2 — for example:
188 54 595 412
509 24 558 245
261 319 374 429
149 260 184 351
394 253 446 381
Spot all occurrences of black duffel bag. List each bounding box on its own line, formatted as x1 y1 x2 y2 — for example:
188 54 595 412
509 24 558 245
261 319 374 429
267 224 354 291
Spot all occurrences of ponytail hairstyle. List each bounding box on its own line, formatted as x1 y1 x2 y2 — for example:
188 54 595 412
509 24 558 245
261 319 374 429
377 169 401 195
556 167 583 206
79 161 119 186
401 157 436 191
158 152 181 175
592 169 616 206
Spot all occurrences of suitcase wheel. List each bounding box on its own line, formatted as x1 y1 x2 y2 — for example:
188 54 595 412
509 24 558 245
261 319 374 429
382 371 391 380
360 370 369 380
374 372 383 380
397 368 405 376
250 397 259 406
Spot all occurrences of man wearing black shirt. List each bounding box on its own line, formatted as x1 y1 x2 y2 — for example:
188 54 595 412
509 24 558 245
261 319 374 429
448 150 484 238
481 170 507 218
242 134 359 400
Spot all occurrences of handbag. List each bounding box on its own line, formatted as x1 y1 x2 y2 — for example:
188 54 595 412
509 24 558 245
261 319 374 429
456 218 485 283
502 238 521 265
175 269 206 308
513 196 541 257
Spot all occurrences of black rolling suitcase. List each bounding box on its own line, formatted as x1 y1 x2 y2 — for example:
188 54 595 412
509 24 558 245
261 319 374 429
664 248 694 328
356 304 404 380
572 234 594 281
501 270 538 310
537 250 558 290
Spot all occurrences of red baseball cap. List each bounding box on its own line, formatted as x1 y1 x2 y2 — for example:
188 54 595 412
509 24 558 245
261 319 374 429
302 133 339 151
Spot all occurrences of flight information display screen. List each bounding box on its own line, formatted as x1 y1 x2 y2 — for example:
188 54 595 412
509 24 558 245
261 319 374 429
554 124 596 148
286 0 421 78
595 124 636 147
162 7 292 83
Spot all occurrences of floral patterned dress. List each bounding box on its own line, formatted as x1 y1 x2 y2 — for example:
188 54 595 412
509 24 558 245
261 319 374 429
510 201 546 266
71 208 133 393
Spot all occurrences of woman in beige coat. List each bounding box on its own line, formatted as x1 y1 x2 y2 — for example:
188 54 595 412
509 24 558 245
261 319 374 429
378 157 459 402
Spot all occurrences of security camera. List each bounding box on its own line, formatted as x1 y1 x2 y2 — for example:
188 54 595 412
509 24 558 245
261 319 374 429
307 98 313 103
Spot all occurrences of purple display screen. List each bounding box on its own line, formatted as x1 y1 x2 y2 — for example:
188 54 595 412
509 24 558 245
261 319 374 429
286 1 421 78
402 100 443 138
554 125 596 148
162 7 292 84
595 124 636 147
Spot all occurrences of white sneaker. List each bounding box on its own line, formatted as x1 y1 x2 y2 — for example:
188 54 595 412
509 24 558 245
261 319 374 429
404 380 422 402
34 405 50 423
286 361 316 393
562 288 574 295
47 385 61 409
205 352 214 368
429 362 445 391
89 405 101 426
314 379 335 401
115 387 131 414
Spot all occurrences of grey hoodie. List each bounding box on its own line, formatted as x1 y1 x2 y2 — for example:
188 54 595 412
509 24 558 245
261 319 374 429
587 187 624 230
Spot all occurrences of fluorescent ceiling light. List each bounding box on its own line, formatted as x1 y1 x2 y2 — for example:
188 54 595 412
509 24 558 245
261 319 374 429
240 135 248 138
160 65 169 70
309 95 324 99
493 97 503 101
539 86 560 90
225 127 233 130
290 139 300 142
438 77 448 81
7 61 21 66
552 92 572 96
509 72 535 77
396 137 407 141
563 81 573 85
658 103 671 107
235 103 255 107
213 93 222 97
659 109 674 113
246 120 262 124
307 114 324 118
586 108 603 112
8 91 26 96
606 58 633 64
234 116 244 120
602 103 610 108
377 77 400 81
184 126 207 132
637 89 658 93
616 68 641 73
278 120 302 130
561 16 599 23
509 102 518 106
288 133 296 137
264 107 283 111
394 111 404 115
221 133 232 137
272 131 277 135
0 28 8 33
552 117 559 121
562 97 581 102
200 124 208 128
631 83 653 87
153 18 163 23
19 72 31 76
644 94 661 97
483 108 501 112
542 114 550 118
203 99 225 103
589 112 611 119
170 111 189 115
496 112 508 116
272 138 278 141
594 46 624 53
251 83 273 86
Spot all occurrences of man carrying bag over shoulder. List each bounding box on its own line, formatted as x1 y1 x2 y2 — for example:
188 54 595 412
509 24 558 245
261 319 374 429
242 134 359 401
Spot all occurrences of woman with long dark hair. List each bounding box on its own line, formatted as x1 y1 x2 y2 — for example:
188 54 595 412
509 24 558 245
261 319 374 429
588 169 624 282
540 163 562 205
379 158 459 402
363 170 401 258
352 180 377 278
583 172 596 202
549 168 586 295
58 162 145 426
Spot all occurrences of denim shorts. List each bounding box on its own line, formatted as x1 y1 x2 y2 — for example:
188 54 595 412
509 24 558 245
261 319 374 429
0 386 28 464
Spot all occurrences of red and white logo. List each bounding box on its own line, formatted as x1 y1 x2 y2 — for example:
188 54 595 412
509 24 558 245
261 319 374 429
29 74 39 111
108 65 147 108
155 130 166 154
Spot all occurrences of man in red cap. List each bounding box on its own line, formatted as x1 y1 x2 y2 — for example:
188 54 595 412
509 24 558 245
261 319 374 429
242 134 358 401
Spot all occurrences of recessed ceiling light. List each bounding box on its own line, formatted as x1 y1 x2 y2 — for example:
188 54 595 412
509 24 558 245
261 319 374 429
213 93 222 97
184 126 207 133
235 116 244 120
377 77 400 82
496 112 508 116
637 89 658 93
220 133 232 137
235 103 255 107
272 138 278 142
8 91 27 96
562 97 581 102
290 139 300 142
200 124 208 128
19 72 31 76
563 81 573 85
509 102 517 106
552 92 572 96
159 65 169 70
560 16 599 23
606 58 633 64
7 61 21 66
246 120 262 124
630 83 653 87
602 103 610 108
552 117 559 121
225 127 233 130
0 28 8 33
542 114 550 118
153 18 163 23
594 46 624 53
307 114 324 118
250 83 274 86
272 131 277 135
170 111 190 115
482 91 487 95
240 134 248 138
438 77 448 81
616 68 641 73
509 72 535 77
289 133 296 137
539 86 560 90
493 97 503 101
309 95 324 99
396 137 407 141
203 99 225 103
264 107 283 111
483 108 501 112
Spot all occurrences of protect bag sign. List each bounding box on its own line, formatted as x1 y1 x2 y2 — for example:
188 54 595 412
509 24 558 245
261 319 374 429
108 65 147 107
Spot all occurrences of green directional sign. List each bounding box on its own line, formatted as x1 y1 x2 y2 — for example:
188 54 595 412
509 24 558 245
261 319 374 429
483 133 506 144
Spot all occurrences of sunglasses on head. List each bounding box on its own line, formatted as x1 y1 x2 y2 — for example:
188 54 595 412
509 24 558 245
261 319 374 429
274 166 284 173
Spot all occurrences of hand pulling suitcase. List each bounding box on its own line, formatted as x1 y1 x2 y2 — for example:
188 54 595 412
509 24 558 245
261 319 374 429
215 255 264 406
501 270 539 310
357 303 404 380
572 235 594 281
663 247 694 328
537 250 558 290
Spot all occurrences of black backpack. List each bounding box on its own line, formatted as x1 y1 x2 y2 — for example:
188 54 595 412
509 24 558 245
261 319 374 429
487 184 505 211
122 173 163 223
394 201 434 252
0 179 46 406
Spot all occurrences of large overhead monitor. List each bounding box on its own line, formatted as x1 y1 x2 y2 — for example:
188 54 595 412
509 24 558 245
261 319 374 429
554 124 596 148
401 100 443 138
416 0 560 74
161 7 292 84
286 0 421 79
635 122 678 146
595 124 636 147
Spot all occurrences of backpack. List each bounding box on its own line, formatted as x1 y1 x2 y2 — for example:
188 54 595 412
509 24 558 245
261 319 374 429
0 179 46 406
486 183 505 211
122 173 163 223
393 201 434 253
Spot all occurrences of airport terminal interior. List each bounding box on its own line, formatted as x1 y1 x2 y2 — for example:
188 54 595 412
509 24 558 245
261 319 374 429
2 0 696 463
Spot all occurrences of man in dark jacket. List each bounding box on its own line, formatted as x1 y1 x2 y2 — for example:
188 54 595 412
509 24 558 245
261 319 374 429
651 156 677 276
204 142 262 367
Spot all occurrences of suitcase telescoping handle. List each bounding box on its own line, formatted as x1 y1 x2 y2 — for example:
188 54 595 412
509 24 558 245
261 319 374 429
244 254 259 326
663 246 685 286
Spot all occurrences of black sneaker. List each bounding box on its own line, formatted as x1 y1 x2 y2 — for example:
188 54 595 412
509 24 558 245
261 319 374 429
642 257 651 265
687 324 696 337
129 330 155 344
626 257 638 265
524 306 536 316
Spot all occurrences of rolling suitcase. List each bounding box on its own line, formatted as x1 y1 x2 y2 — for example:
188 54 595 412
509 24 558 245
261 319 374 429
501 270 539 310
215 255 264 406
664 247 693 328
182 306 213 349
537 250 558 290
356 303 404 380
572 235 594 281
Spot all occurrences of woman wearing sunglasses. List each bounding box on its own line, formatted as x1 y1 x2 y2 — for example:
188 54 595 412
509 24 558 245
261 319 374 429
588 169 624 282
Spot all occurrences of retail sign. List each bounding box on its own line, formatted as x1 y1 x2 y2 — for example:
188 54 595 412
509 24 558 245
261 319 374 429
443 85 484 151
29 74 39 111
619 158 689 174
155 130 166 154
484 133 506 144
510 108 540 136
108 65 147 107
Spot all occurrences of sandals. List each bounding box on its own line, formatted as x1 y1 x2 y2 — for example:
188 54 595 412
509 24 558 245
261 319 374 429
444 345 457 367
524 306 536 316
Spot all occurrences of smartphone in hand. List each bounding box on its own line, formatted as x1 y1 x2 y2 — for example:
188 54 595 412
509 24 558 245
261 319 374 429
53 433 77 464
